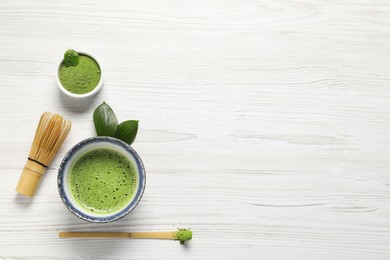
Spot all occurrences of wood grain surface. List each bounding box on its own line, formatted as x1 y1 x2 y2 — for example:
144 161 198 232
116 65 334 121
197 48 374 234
1 0 390 259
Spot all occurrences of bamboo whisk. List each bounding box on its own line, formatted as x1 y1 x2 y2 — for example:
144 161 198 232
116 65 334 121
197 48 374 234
16 112 71 197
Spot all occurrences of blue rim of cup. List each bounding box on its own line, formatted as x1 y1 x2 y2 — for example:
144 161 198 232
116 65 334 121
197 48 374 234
57 136 146 223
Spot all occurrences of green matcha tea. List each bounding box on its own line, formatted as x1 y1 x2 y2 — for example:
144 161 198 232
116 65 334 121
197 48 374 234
69 148 137 214
59 55 101 94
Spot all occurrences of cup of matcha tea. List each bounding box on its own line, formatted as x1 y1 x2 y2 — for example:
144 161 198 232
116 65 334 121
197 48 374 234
56 50 103 98
58 137 146 223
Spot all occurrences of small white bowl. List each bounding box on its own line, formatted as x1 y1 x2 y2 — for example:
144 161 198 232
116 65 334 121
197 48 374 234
56 51 104 99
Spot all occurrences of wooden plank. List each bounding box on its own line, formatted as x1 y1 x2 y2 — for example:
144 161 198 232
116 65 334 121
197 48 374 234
0 0 390 259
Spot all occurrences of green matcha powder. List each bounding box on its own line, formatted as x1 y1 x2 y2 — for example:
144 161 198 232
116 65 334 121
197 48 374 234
174 229 193 245
59 55 101 94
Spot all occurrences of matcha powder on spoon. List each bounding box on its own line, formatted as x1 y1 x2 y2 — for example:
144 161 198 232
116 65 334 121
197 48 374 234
174 229 193 245
59 50 101 94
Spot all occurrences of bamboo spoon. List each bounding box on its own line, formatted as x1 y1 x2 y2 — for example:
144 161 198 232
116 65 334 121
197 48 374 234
59 229 192 244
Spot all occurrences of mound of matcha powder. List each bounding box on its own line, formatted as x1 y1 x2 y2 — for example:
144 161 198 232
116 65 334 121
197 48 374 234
174 229 192 245
59 55 101 94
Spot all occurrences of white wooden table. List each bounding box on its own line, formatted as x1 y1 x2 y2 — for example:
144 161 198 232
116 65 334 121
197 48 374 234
1 0 390 259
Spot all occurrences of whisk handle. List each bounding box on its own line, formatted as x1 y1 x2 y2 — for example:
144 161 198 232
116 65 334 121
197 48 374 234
16 160 47 197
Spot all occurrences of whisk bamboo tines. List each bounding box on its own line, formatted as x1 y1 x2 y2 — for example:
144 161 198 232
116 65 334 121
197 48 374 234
16 112 71 197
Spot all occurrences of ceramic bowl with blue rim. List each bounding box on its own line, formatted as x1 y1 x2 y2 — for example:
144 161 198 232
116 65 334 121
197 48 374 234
58 136 146 223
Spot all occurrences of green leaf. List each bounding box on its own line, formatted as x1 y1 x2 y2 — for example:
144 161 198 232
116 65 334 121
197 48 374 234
64 49 79 67
93 102 118 137
115 120 139 145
